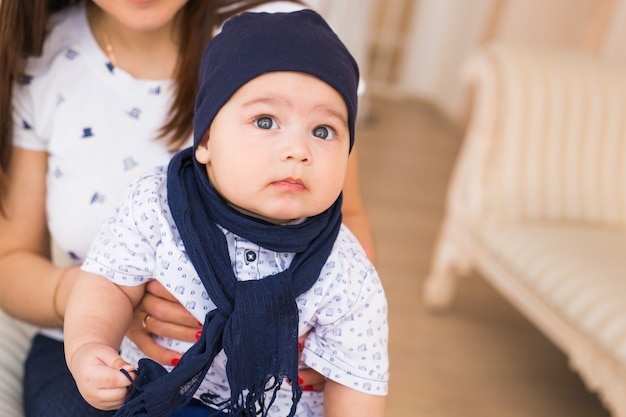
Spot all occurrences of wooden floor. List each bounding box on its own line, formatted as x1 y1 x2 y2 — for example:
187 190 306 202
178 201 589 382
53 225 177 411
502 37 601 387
355 97 612 417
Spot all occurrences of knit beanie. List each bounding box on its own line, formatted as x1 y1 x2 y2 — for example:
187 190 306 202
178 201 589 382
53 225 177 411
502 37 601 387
192 9 360 152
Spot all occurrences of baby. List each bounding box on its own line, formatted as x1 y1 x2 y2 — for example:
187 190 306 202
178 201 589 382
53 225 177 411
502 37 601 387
64 9 388 417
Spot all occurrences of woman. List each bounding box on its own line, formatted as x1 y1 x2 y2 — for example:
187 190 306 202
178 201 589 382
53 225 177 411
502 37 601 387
0 1 376 416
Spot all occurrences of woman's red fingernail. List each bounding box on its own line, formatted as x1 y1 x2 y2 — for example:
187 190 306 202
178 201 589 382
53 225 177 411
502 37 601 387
298 378 304 385
197 321 203 327
171 358 180 366
196 331 202 340
302 385 314 391
298 341 303 350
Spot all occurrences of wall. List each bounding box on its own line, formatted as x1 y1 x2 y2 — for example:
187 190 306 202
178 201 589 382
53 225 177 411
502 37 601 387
397 0 491 120
363 0 622 123
306 0 377 119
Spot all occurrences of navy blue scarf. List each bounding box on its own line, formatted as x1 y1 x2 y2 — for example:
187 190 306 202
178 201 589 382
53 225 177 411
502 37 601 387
114 147 342 417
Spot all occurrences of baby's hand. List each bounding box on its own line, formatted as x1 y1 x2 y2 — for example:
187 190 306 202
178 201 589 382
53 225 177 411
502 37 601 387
68 343 136 410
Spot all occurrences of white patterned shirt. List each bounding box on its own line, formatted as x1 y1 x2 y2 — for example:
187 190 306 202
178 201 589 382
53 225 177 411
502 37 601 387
82 167 389 416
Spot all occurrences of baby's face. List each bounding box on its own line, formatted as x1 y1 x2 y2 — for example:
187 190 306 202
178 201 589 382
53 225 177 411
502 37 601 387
195 72 350 224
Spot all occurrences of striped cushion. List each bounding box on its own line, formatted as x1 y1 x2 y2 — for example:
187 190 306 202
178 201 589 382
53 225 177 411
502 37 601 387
0 310 35 416
480 223 626 363
463 44 626 227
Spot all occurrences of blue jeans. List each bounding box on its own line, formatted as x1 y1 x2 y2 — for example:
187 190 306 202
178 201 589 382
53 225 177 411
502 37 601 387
24 334 228 417
169 400 229 417
24 334 116 417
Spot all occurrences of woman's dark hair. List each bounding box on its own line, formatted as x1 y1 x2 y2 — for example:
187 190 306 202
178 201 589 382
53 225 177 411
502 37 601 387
0 0 303 206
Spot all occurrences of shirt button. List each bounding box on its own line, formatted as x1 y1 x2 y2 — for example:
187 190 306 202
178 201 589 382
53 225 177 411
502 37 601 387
245 250 257 263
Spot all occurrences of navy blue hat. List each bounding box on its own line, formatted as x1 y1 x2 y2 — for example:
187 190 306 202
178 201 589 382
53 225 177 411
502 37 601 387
193 9 360 152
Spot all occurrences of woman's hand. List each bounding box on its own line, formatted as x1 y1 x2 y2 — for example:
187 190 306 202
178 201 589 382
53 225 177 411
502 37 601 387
127 280 201 366
129 282 328 394
297 334 327 392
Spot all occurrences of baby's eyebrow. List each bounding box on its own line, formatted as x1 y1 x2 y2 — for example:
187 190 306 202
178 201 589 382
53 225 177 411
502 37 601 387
242 96 347 124
318 107 348 124
241 96 289 108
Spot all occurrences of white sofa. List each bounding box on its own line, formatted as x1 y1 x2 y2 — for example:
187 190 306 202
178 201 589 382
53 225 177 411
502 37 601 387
423 42 626 417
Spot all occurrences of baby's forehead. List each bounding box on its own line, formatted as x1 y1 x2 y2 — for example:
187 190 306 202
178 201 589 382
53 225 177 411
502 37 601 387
228 72 347 109
233 71 336 91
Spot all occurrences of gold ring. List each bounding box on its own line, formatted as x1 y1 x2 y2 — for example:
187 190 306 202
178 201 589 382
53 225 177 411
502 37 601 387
142 313 152 330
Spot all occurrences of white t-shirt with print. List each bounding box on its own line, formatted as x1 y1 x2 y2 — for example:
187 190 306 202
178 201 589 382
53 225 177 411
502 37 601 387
12 2 183 263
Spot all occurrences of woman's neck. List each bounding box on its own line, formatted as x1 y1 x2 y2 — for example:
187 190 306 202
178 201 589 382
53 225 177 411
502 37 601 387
86 2 180 80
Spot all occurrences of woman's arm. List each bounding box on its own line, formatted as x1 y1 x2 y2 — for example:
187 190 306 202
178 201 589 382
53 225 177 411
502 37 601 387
342 145 376 262
324 379 386 417
0 147 76 327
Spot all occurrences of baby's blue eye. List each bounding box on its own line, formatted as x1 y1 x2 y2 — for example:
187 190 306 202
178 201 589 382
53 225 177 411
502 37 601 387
255 116 277 130
313 126 332 139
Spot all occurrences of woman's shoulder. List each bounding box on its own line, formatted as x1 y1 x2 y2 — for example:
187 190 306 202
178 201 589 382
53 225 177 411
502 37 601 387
48 2 85 31
242 1 307 13
25 3 88 77
216 1 308 34
12 3 95 150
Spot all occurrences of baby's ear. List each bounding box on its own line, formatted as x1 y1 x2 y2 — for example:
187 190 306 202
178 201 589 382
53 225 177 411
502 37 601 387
195 132 210 163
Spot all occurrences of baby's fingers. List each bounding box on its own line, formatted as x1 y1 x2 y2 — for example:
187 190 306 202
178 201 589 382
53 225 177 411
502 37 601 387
111 357 137 383
71 344 137 410
75 364 135 410
103 358 136 392
93 366 137 410
85 385 131 410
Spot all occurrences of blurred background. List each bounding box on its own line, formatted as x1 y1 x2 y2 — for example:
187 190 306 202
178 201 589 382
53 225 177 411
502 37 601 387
310 0 623 123
3 1 620 416
307 1 623 416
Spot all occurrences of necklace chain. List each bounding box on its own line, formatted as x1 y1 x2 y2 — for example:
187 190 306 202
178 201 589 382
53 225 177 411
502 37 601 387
103 32 117 67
